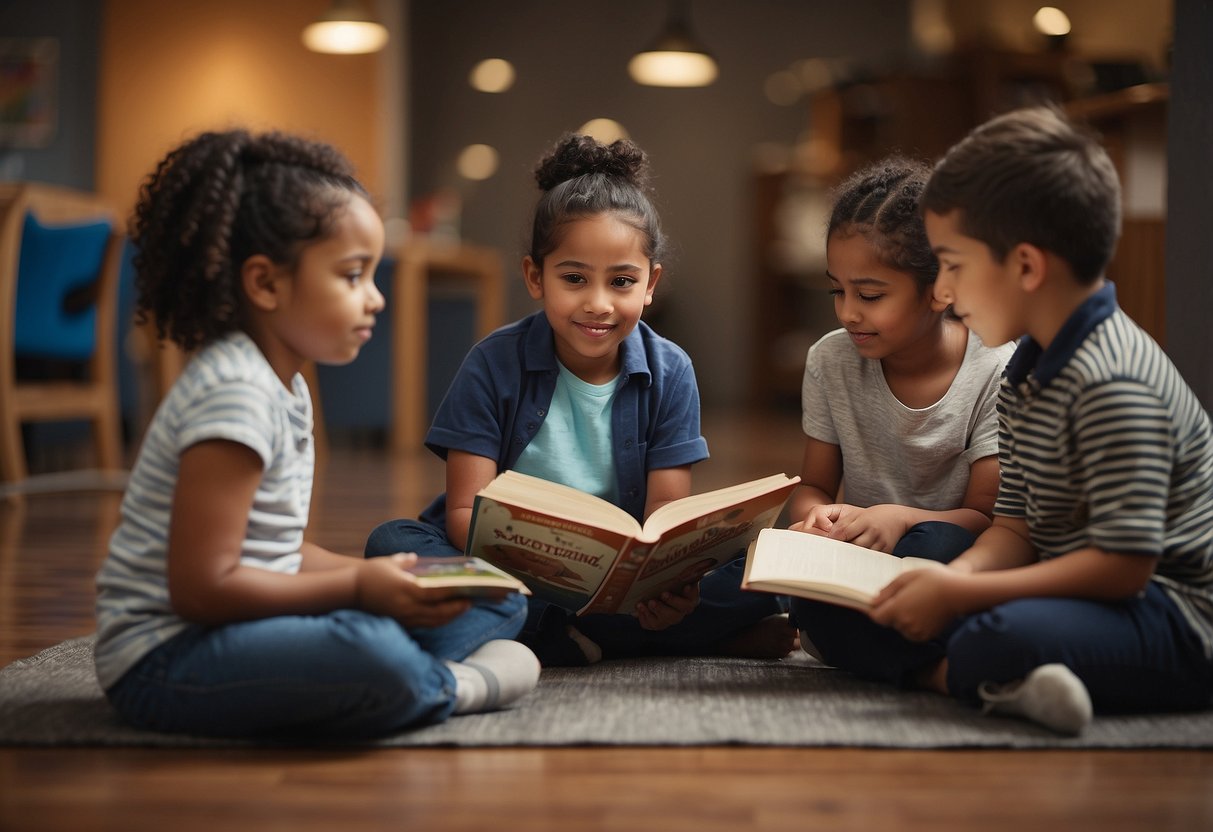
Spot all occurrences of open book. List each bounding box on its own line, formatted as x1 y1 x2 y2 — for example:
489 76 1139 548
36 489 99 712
464 471 800 615
741 527 942 612
407 556 531 598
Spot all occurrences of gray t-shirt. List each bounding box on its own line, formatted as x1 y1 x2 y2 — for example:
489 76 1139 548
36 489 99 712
801 328 1014 511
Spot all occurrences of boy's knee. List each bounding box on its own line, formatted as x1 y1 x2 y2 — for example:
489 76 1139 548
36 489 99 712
946 604 1055 698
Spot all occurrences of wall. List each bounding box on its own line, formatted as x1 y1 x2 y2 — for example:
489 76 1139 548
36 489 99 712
1166 0 1212 409
96 0 386 215
407 0 913 408
0 0 101 188
945 0 1171 72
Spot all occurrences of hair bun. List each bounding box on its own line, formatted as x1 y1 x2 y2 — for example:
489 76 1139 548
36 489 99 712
534 133 649 192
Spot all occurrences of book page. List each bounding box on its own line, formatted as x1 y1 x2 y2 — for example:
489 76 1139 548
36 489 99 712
480 471 640 537
743 527 929 607
640 474 799 541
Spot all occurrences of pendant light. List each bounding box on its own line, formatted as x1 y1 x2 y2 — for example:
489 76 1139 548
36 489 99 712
302 0 389 55
628 1 718 87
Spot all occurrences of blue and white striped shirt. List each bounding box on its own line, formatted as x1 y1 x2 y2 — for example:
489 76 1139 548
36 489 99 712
995 283 1213 657
94 331 315 689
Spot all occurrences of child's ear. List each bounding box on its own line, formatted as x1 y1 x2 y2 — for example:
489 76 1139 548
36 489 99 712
522 256 544 301
644 262 663 306
241 254 283 312
1012 243 1048 293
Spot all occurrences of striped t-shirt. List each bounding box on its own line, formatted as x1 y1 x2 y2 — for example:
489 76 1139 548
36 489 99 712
995 283 1213 657
94 331 315 689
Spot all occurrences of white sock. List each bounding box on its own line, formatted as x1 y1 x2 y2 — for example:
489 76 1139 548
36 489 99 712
444 640 540 715
566 626 603 664
978 663 1093 735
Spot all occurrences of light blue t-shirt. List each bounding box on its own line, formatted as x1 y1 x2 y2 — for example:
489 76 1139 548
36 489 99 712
514 361 620 504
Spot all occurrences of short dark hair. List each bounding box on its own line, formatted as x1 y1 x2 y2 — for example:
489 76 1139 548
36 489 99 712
921 106 1121 284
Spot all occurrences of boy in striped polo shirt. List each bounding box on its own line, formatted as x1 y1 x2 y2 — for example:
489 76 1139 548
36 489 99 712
866 106 1213 735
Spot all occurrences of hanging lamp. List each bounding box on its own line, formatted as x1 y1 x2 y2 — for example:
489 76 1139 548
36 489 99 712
302 0 389 55
628 1 718 87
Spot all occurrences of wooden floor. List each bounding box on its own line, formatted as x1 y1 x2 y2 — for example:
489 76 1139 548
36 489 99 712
2 408 1211 832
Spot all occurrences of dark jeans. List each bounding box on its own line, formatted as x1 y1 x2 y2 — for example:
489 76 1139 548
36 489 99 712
790 521 1213 713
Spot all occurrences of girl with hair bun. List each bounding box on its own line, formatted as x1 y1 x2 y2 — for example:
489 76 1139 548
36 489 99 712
366 133 794 665
95 129 538 739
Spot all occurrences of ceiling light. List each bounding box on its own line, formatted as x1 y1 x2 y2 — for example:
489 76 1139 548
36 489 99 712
1033 6 1072 37
628 1 718 88
457 144 499 181
469 58 516 93
303 0 389 55
578 118 630 144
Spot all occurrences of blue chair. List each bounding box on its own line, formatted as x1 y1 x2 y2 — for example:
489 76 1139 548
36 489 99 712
0 182 126 494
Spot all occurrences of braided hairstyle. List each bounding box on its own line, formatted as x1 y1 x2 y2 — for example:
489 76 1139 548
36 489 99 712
131 129 369 352
528 133 665 267
828 157 938 291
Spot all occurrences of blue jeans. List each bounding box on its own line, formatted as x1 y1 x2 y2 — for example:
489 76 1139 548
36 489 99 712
790 521 1213 713
105 597 527 739
366 518 784 661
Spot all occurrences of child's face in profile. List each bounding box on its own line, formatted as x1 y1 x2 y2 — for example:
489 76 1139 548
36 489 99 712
925 208 1026 347
825 231 941 361
266 193 386 373
523 213 661 385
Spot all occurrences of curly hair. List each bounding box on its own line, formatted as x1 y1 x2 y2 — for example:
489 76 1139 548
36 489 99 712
921 106 1121 285
130 129 369 351
528 133 665 267
828 157 938 291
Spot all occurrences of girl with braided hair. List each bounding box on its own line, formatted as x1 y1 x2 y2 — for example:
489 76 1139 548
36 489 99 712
366 133 795 665
94 129 538 738
785 157 1013 681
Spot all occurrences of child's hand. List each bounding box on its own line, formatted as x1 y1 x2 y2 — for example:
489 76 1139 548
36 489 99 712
635 582 700 631
869 567 966 641
796 504 910 553
355 553 473 628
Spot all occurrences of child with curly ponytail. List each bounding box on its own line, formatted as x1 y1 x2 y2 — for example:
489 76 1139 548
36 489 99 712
366 133 795 665
94 129 538 739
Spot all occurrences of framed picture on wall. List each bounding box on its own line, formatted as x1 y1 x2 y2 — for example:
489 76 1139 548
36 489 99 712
0 38 59 148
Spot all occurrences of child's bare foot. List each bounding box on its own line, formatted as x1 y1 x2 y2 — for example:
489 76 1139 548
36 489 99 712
716 614 800 659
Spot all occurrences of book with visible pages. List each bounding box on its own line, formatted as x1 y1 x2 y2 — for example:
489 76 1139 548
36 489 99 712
464 471 800 615
406 556 531 598
741 527 943 612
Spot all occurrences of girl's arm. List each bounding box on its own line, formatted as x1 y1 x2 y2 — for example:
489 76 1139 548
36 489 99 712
867 453 1000 535
643 464 693 519
444 449 499 551
796 454 1000 551
787 436 842 526
167 440 471 627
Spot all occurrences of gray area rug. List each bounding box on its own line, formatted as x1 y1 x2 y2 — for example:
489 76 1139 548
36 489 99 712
2 636 1210 749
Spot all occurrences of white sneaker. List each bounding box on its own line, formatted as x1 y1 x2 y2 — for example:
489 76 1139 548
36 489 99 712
978 663 1092 735
445 640 541 715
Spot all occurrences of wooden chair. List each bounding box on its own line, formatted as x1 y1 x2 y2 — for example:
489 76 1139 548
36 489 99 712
0 182 126 497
